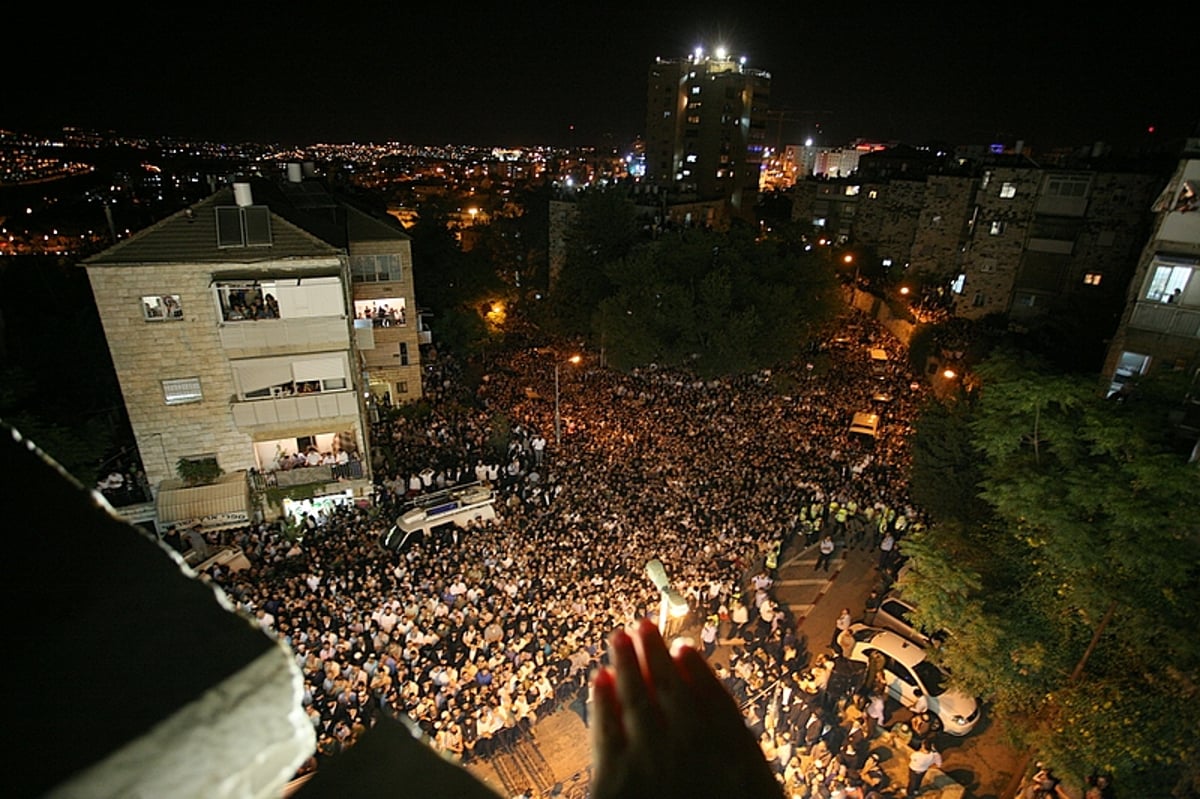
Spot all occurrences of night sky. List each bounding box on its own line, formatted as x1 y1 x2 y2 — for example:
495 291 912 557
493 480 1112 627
9 4 1197 151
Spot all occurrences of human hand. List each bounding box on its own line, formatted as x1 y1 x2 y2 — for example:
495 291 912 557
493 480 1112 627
589 617 783 799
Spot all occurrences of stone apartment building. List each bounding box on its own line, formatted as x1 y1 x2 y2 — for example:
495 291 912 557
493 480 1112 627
785 151 1165 323
957 166 1161 321
83 171 424 531
1102 138 1200 403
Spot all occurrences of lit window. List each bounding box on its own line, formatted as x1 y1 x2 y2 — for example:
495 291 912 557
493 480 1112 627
844 186 860 196
143 294 183 321
690 85 701 95
1000 182 1016 198
163 377 202 405
990 221 1006 235
813 217 827 228
1144 262 1193 303
685 154 698 163
868 190 878 199
951 274 966 294
1083 272 1103 286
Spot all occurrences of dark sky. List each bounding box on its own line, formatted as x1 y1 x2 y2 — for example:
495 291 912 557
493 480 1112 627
9 5 1196 151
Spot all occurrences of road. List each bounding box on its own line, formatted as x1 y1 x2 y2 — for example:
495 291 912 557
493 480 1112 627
771 535 1023 799
463 534 1023 798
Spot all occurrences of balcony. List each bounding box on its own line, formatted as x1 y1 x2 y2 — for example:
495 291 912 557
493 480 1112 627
218 317 349 358
1129 301 1200 338
230 390 360 429
252 460 364 490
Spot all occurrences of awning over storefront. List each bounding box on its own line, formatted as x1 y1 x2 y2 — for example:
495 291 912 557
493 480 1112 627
156 472 252 531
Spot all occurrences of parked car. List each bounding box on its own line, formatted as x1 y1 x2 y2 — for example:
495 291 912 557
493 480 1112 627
869 593 947 648
848 625 980 736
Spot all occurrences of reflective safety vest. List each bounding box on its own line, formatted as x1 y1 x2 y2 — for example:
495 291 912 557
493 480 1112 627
836 507 848 524
766 548 779 570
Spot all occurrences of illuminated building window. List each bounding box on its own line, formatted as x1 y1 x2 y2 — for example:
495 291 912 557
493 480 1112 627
990 221 1006 236
163 377 203 405
1144 260 1194 302
1083 272 1103 286
143 294 183 321
1000 182 1017 198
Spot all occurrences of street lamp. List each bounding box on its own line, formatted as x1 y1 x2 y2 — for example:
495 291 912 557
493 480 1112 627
645 558 690 637
554 354 582 447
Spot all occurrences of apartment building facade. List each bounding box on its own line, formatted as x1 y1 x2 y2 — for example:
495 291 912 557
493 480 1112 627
1102 138 1200 399
83 174 419 531
786 153 1164 323
644 50 770 218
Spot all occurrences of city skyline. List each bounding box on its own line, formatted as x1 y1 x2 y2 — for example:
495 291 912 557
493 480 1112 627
8 5 1198 151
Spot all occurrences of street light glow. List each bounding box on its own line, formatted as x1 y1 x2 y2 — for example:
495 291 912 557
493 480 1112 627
943 369 957 379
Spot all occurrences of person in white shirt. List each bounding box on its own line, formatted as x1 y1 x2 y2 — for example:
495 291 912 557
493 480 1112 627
906 740 942 796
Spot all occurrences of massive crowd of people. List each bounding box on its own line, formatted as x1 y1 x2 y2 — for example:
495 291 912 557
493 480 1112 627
201 312 930 795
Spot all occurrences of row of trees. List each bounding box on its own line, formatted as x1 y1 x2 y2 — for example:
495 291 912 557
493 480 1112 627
411 185 844 378
905 349 1200 796
549 188 842 376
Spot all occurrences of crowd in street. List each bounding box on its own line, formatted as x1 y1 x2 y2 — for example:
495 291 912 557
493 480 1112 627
202 313 932 793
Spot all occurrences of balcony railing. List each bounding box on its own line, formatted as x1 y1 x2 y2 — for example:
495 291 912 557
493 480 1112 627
1129 301 1200 338
252 459 365 491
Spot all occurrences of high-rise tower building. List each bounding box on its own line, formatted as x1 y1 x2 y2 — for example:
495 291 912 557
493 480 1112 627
644 49 770 218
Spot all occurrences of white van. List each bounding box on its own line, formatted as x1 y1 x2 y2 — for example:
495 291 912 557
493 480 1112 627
849 411 880 440
869 348 890 379
380 482 496 551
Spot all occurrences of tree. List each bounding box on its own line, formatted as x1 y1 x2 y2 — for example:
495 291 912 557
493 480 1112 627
549 186 639 337
903 350 1200 795
908 395 989 525
593 224 840 377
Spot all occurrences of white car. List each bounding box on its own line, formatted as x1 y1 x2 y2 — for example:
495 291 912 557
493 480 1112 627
848 625 980 736
869 594 947 648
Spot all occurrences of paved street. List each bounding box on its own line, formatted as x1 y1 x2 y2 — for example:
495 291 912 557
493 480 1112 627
463 534 1023 798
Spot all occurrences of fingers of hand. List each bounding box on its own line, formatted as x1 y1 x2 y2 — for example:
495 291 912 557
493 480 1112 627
611 627 661 735
590 666 625 765
632 617 678 703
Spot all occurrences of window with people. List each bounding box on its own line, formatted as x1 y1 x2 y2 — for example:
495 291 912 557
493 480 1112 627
143 294 184 321
216 283 280 321
1144 260 1194 304
354 297 407 327
254 431 361 473
215 277 345 322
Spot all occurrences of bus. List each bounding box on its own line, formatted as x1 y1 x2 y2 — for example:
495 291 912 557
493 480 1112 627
379 482 496 551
